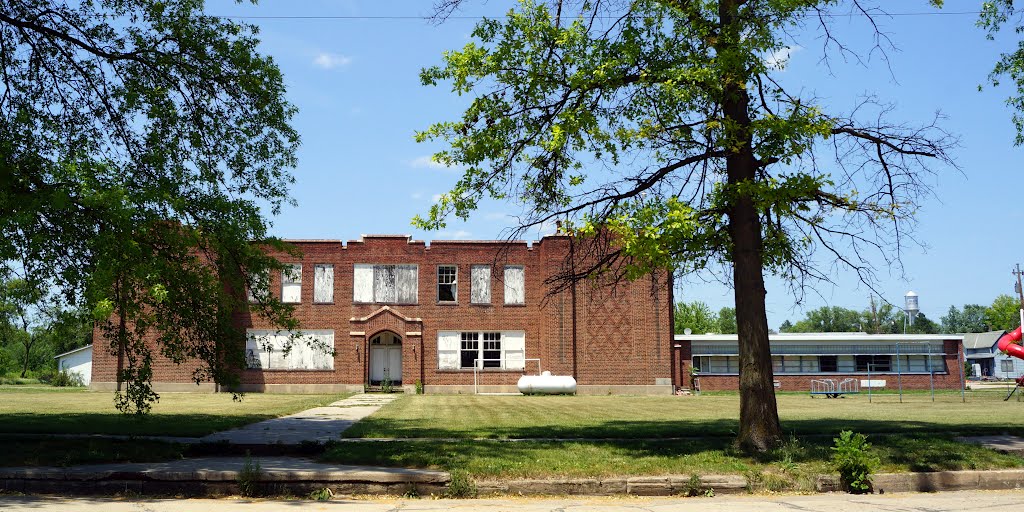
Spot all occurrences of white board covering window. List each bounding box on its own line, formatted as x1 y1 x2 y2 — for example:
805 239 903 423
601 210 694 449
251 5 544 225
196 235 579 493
503 266 525 305
245 330 334 370
471 265 491 304
281 264 302 303
247 270 269 303
314 264 334 303
437 330 525 370
353 264 418 304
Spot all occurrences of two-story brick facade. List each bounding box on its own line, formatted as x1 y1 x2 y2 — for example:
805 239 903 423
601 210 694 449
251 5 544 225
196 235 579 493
91 234 675 394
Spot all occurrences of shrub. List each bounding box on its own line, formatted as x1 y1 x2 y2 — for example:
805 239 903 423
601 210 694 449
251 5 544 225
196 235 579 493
443 470 477 498
238 451 262 497
50 370 84 387
831 430 878 494
415 380 424 394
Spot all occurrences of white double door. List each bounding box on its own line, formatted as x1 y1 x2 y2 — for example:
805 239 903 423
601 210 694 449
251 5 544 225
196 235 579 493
370 346 402 383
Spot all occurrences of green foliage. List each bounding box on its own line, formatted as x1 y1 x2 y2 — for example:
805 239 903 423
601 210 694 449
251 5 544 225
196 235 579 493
831 430 878 494
791 306 863 332
778 320 793 333
941 304 989 333
239 451 263 497
50 369 84 388
415 380 424 395
986 294 1022 331
716 307 737 335
674 301 717 334
308 487 334 501
0 1 301 413
444 469 478 498
978 0 1024 144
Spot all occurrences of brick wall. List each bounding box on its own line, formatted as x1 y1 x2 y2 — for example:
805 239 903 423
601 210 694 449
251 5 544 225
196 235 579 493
92 235 674 392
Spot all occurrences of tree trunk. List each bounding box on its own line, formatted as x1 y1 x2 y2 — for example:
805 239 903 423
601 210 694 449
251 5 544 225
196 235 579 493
20 337 32 378
718 0 783 453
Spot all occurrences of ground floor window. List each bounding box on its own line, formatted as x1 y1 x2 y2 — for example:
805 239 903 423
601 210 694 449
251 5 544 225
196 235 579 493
245 330 335 370
855 355 891 372
694 353 946 375
1001 359 1015 373
439 330 525 370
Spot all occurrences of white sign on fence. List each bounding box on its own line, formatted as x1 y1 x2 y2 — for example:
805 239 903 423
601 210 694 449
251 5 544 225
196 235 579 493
860 379 886 388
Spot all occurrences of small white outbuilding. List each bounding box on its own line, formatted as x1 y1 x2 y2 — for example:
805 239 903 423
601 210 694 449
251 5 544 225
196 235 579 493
53 345 92 386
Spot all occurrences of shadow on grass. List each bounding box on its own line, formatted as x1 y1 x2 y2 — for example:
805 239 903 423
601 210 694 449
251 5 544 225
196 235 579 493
321 433 1024 479
0 412 280 437
343 415 1024 440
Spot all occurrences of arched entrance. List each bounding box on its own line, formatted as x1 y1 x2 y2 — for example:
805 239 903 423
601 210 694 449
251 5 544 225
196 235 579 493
369 331 402 385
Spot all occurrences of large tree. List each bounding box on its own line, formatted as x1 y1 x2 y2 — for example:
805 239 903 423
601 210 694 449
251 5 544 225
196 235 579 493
418 0 955 451
940 304 988 333
791 306 863 333
674 300 717 334
0 0 300 412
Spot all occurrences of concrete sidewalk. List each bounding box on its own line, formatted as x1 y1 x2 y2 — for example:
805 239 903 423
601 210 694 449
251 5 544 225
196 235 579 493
201 393 398 445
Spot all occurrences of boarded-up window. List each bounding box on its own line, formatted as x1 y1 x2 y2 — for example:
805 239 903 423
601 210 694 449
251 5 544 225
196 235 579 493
438 265 457 302
245 330 334 370
353 264 373 302
503 265 525 304
314 264 334 303
437 331 459 369
471 265 491 304
247 270 269 303
281 264 302 303
354 264 418 304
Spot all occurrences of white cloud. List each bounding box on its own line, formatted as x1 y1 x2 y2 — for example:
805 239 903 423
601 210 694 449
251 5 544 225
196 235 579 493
409 155 465 172
431 193 443 203
437 230 472 240
313 52 352 70
411 191 424 200
484 212 512 221
765 45 801 70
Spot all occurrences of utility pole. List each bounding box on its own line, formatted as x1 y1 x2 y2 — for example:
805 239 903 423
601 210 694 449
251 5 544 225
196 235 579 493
1014 263 1024 309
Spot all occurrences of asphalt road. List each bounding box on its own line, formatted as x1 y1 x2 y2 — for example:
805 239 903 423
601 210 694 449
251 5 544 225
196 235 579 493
3 490 1024 511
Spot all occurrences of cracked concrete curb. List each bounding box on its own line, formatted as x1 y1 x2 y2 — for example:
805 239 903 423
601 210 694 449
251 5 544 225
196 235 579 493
5 462 1024 497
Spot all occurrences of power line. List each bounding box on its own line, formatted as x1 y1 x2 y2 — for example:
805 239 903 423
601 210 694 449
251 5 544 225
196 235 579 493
209 11 985 21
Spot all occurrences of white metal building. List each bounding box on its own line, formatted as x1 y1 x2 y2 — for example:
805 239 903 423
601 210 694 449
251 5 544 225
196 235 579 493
53 345 92 386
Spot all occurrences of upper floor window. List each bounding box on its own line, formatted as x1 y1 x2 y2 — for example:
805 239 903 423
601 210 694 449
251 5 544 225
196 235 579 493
503 265 525 304
281 264 302 303
471 265 491 304
314 264 334 304
247 270 268 303
353 264 418 304
438 265 457 302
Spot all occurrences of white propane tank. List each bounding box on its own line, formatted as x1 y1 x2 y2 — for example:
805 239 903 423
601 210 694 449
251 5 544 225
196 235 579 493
517 371 577 395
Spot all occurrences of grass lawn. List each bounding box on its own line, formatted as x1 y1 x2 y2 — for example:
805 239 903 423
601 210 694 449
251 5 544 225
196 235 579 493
342 390 1024 439
0 388 349 437
321 434 1024 482
320 390 1024 482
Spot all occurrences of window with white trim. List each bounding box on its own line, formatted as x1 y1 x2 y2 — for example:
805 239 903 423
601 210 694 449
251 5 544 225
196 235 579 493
438 330 526 370
314 264 334 303
353 264 418 304
1002 359 1015 373
281 264 301 303
471 265 491 303
503 265 525 304
438 265 457 302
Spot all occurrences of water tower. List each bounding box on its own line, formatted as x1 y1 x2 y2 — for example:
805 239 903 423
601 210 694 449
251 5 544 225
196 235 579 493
904 291 919 329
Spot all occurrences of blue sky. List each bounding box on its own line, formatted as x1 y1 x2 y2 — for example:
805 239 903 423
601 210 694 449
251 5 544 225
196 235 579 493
208 1 1023 329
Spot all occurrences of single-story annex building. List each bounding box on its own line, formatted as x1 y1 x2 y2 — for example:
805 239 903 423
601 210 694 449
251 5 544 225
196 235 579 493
671 332 964 391
91 234 676 394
